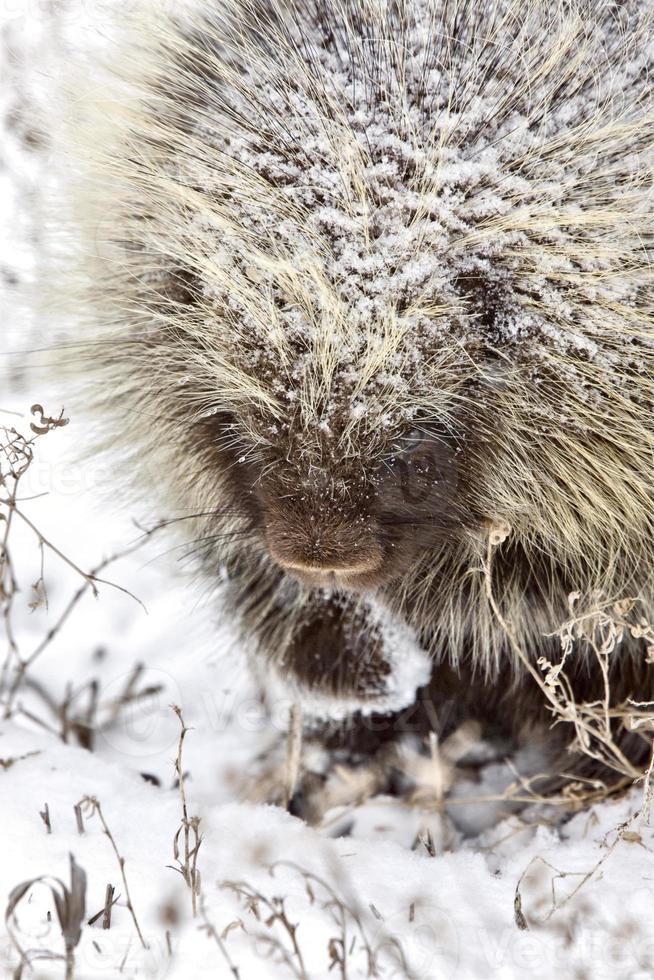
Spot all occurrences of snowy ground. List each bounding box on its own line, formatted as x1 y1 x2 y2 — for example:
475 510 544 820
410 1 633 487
2 4 654 979
2 414 654 980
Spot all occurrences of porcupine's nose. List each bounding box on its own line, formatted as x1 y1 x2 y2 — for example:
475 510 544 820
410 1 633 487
262 468 387 586
274 554 381 576
265 522 385 587
267 541 384 575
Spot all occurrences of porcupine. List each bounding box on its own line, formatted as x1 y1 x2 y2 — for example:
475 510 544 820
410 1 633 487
50 0 654 803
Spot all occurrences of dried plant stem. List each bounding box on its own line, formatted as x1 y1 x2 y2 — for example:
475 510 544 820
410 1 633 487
272 861 384 978
171 705 202 916
0 455 22 697
39 803 52 834
102 884 115 930
2 520 165 718
284 703 303 807
199 897 241 979
5 501 145 606
637 742 654 828
222 880 308 979
483 534 642 780
4 502 100 595
0 408 164 720
5 853 86 980
515 838 621 929
79 796 148 949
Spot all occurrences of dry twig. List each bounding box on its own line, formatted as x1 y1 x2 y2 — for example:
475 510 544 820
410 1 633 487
170 705 202 916
78 796 148 949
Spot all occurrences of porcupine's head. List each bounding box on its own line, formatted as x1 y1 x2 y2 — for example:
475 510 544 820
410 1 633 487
63 0 654 660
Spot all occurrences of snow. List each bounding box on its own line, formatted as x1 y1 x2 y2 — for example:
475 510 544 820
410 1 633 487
2 633 654 980
2 3 654 979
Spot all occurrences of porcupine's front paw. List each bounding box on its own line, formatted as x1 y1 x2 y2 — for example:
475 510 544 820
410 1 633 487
246 598 557 825
245 596 433 819
268 594 433 720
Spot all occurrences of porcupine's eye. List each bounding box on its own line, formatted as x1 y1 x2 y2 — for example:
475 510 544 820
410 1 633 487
387 428 453 510
391 429 430 460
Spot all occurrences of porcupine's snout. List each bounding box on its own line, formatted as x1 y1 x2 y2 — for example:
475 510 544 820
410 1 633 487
263 488 387 590
265 523 386 589
259 433 463 589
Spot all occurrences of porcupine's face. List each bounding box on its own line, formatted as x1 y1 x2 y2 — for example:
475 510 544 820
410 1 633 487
104 0 654 610
212 411 466 592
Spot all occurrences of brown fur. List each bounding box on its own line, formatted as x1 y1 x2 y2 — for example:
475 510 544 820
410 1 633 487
49 0 654 794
